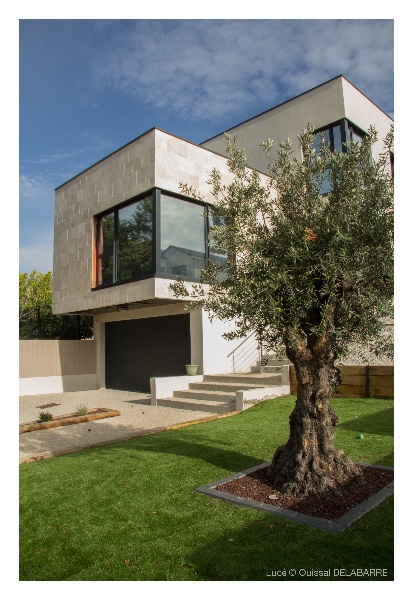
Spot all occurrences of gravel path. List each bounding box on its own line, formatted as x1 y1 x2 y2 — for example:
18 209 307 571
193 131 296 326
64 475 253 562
19 389 219 463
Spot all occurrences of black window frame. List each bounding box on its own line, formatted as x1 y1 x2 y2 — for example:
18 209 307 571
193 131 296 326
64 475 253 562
93 188 221 290
94 191 155 289
312 119 367 196
314 118 367 154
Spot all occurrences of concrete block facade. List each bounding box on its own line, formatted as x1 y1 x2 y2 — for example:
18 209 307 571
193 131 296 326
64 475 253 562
53 129 235 315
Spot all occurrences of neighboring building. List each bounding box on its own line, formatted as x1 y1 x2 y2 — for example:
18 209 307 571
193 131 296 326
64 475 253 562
52 75 393 392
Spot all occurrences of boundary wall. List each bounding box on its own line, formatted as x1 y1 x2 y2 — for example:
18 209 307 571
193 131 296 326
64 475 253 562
19 340 97 396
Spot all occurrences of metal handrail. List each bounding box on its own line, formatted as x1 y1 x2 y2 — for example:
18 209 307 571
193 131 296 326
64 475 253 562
226 331 256 358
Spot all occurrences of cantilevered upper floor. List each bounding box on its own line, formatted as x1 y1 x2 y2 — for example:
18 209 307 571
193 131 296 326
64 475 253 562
52 128 236 316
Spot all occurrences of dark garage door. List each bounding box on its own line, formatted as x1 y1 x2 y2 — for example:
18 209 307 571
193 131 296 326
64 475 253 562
105 314 191 392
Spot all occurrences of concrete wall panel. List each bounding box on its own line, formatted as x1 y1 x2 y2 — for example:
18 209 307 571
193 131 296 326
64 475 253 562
201 77 347 171
19 340 97 396
19 340 96 378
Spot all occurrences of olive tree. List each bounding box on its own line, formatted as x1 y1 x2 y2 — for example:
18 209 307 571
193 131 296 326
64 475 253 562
171 124 393 496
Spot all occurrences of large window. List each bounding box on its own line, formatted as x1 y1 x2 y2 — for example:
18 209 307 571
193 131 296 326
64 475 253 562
313 119 366 194
313 123 343 154
95 195 153 286
118 198 153 281
94 191 226 288
160 194 206 279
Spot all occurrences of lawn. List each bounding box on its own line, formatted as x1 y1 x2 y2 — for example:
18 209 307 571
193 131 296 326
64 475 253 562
19 396 394 581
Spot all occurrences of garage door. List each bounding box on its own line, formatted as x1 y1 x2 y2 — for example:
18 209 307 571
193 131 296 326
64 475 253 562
105 313 191 392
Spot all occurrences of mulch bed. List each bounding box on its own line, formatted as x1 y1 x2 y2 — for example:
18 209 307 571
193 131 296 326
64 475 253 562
215 464 394 521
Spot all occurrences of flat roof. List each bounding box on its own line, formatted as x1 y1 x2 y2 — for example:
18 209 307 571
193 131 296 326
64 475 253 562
55 126 229 191
56 74 393 191
201 74 393 145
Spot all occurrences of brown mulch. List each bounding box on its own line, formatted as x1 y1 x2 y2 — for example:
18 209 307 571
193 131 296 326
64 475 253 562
215 464 394 521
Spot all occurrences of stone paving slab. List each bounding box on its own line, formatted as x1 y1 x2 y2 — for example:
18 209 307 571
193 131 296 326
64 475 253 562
19 389 219 463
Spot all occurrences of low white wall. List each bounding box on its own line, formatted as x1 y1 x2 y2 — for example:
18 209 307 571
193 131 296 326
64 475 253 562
150 375 204 405
19 374 97 396
235 384 290 411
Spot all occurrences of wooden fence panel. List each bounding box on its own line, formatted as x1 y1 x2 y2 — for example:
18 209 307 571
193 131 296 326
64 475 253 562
289 365 393 399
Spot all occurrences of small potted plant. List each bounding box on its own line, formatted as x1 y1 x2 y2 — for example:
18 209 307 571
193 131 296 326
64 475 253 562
185 364 198 376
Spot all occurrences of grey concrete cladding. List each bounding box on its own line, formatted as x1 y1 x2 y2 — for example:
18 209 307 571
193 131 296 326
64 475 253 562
52 129 233 315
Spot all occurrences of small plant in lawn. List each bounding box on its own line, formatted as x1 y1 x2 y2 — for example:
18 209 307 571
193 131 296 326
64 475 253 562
74 404 89 417
38 411 53 422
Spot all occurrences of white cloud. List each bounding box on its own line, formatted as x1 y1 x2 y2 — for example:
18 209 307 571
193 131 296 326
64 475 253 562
20 131 113 171
19 174 54 205
21 150 81 166
92 20 394 122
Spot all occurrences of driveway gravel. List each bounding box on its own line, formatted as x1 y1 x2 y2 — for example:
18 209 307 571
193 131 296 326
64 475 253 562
19 389 219 463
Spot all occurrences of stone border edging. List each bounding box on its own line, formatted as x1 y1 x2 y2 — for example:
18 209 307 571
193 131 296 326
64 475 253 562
195 461 394 532
19 408 121 434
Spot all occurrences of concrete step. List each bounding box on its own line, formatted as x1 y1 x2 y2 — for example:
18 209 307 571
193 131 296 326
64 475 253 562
256 354 291 366
251 365 283 374
188 381 270 393
157 397 234 414
203 373 282 386
156 372 288 414
173 389 235 402
262 358 290 365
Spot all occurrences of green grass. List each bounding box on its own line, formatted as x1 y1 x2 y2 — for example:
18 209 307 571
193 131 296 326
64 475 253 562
19 396 393 581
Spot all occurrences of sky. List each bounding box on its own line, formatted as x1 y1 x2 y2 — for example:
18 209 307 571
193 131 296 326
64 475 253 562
19 18 394 274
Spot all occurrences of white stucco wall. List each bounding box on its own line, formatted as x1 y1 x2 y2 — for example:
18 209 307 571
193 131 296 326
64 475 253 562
201 75 393 173
200 311 259 374
201 76 347 171
341 78 393 160
19 374 97 396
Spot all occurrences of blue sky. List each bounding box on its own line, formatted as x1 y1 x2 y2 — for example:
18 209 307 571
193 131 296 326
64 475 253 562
19 18 394 274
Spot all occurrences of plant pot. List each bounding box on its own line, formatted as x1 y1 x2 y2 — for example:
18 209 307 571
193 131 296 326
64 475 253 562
185 364 198 376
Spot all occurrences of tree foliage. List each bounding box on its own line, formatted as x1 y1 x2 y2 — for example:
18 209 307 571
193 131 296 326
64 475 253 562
172 124 393 362
171 124 394 495
118 198 153 280
19 271 93 340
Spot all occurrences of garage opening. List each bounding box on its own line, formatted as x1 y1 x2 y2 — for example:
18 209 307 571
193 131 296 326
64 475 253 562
105 313 191 393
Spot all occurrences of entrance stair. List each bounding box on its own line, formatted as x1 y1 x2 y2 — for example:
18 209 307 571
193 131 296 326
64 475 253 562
250 352 292 374
156 372 288 414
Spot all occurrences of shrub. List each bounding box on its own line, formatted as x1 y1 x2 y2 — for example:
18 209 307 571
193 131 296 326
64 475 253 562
38 411 53 422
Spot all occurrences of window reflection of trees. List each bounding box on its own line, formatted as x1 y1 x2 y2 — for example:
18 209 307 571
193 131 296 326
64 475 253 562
118 198 153 281
100 214 114 285
96 194 229 287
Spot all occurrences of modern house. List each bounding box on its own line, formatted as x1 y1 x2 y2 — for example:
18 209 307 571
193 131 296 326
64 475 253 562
52 75 393 395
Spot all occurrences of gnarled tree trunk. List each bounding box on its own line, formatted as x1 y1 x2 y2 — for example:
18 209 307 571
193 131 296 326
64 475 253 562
268 336 361 496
